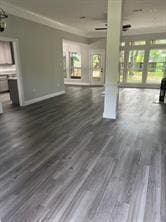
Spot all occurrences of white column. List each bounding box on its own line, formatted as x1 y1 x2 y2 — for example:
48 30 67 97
103 0 123 119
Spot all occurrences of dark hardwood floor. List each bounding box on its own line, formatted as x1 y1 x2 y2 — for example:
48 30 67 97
0 86 166 222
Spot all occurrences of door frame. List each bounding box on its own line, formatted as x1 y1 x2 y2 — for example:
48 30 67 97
0 36 24 110
89 49 105 86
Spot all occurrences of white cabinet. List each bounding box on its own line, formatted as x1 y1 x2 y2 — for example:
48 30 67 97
8 78 19 105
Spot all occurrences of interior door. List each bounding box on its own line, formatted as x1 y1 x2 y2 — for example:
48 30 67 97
89 50 105 85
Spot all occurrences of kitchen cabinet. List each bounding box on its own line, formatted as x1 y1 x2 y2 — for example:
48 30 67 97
8 78 19 105
0 76 8 92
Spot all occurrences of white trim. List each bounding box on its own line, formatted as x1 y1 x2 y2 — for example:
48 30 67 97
64 82 91 86
89 49 105 86
119 83 160 89
103 112 117 120
0 0 87 38
13 40 25 106
0 102 3 114
89 49 105 54
0 36 25 107
64 82 104 86
23 91 65 106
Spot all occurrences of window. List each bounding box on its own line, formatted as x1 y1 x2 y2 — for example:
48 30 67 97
120 51 125 82
147 49 166 83
70 52 81 79
92 54 102 79
151 39 166 45
127 50 145 83
129 41 146 46
0 41 14 65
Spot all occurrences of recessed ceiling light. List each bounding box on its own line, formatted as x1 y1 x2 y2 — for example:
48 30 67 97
133 9 143 13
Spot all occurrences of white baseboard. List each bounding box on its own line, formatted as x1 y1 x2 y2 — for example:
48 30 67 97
64 82 104 87
64 82 91 86
119 83 160 89
23 91 65 106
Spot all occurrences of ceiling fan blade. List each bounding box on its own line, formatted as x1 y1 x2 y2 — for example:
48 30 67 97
95 24 131 31
122 24 131 29
95 28 107 31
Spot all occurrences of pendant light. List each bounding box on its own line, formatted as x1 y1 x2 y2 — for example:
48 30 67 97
0 8 8 32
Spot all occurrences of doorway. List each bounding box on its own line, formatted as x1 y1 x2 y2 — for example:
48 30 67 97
89 50 105 85
0 37 24 113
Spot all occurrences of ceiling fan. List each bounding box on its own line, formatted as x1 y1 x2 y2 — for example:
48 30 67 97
95 24 132 32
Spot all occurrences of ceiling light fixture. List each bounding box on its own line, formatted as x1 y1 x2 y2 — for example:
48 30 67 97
0 8 8 32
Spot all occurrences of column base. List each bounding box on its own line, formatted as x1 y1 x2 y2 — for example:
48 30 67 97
103 111 117 120
103 83 119 120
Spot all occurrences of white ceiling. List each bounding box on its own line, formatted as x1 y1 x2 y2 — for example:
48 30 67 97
2 0 166 37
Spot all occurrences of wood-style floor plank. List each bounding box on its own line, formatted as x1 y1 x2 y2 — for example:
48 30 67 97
0 86 165 222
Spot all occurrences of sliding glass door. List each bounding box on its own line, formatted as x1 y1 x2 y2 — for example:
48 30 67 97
146 49 166 84
127 50 145 83
119 39 166 86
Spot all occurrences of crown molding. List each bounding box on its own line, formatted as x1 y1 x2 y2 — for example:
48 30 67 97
1 1 166 39
0 0 88 37
87 32 107 38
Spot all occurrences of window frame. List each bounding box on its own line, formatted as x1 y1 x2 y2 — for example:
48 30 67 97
120 38 166 86
69 52 82 79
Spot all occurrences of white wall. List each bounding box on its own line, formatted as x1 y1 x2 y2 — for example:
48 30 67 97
0 14 89 103
88 38 106 50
